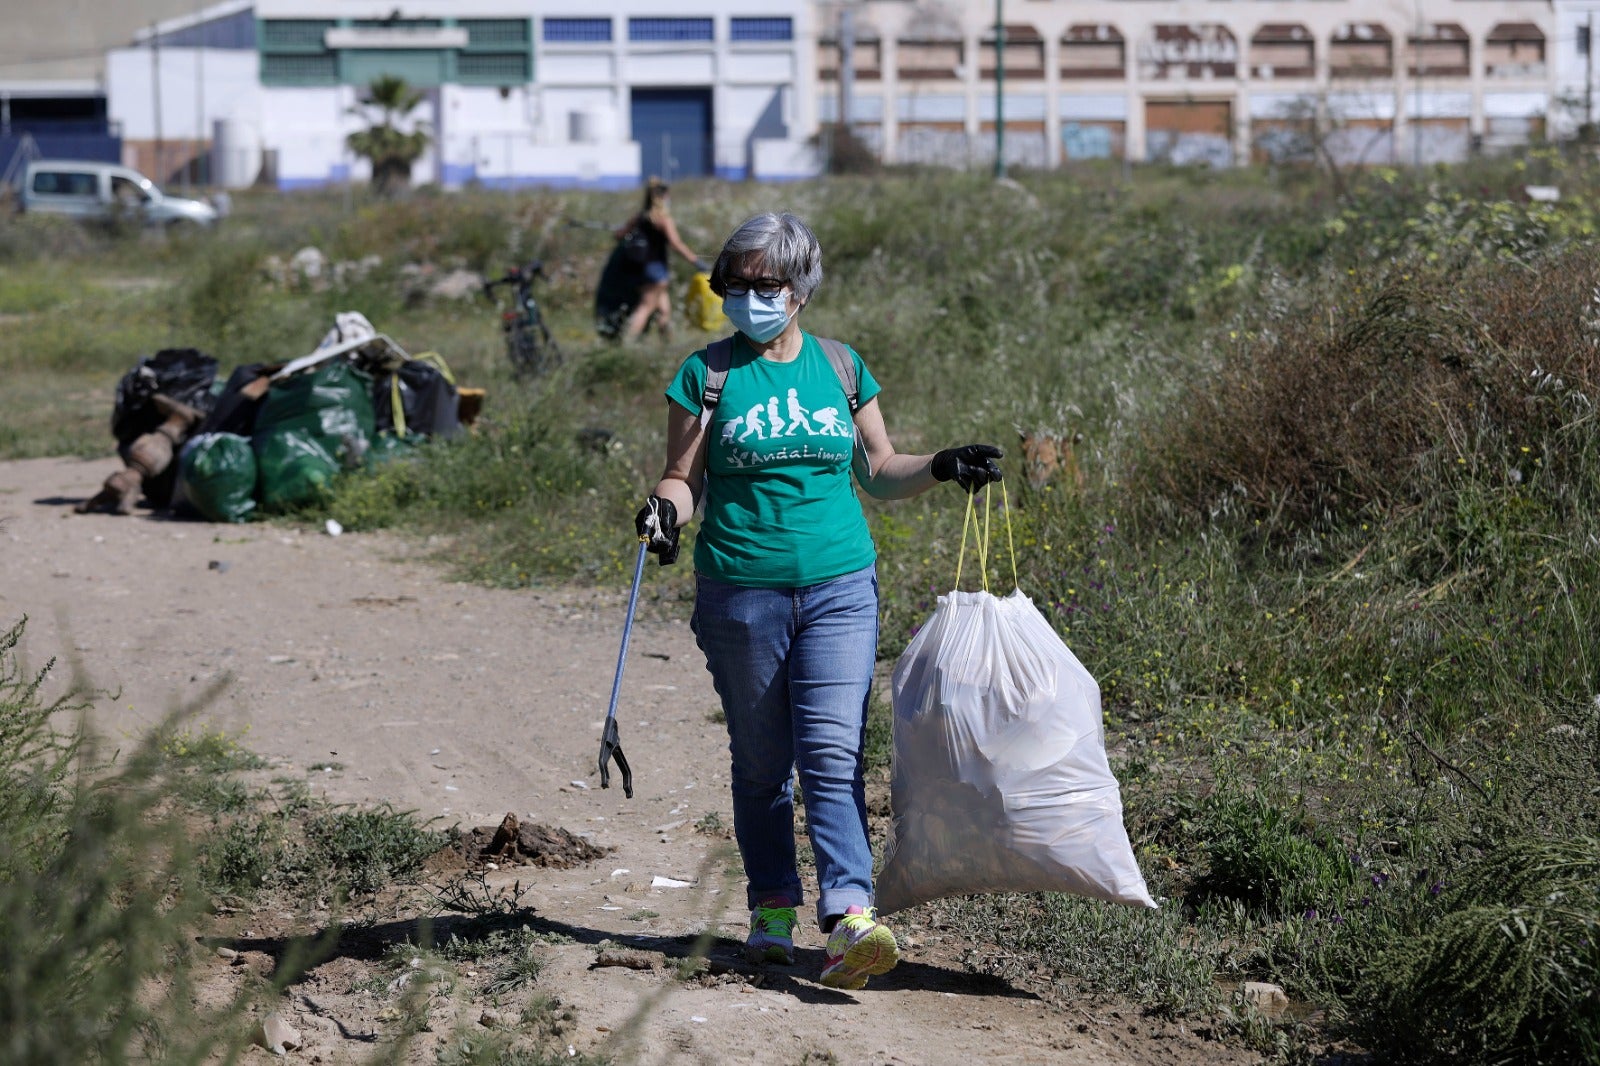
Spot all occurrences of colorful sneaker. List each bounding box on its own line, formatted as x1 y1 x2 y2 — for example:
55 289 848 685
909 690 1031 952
745 899 797 965
819 907 899 990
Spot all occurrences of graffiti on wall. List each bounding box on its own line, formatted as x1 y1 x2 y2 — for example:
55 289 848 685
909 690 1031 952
1138 24 1238 80
1062 122 1115 159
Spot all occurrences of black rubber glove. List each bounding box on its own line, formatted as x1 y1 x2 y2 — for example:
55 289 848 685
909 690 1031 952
932 444 1004 493
634 495 680 566
694 258 711 274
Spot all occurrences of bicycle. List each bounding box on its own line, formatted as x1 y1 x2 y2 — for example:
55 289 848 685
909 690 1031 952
483 261 562 377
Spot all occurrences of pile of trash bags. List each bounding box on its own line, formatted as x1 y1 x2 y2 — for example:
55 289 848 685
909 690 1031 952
81 312 472 523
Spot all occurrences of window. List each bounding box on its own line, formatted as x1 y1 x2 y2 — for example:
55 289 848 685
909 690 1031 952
819 38 882 80
731 18 792 43
461 19 529 49
260 19 333 50
458 18 531 83
1486 23 1545 77
110 176 147 205
1408 25 1468 78
260 18 337 86
261 52 338 85
458 52 530 83
629 18 714 43
980 24 1044 80
898 39 963 80
1251 24 1313 80
543 18 612 43
1331 23 1393 79
31 170 97 196
1061 24 1124 79
1140 25 1238 80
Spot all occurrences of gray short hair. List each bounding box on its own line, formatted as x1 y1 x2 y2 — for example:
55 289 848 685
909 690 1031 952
709 212 823 304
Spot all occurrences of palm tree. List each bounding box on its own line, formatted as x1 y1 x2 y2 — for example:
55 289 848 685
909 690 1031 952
345 75 431 196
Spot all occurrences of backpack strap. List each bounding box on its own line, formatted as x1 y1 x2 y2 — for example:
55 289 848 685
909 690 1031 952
699 336 735 429
698 334 860 429
816 336 870 477
814 336 860 413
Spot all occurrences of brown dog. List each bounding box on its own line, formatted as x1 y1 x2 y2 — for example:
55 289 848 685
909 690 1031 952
1017 429 1085 502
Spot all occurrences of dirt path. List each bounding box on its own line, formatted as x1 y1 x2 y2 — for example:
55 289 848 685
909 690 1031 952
1 456 1255 1066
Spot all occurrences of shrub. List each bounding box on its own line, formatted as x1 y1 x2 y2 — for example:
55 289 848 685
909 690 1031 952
1356 838 1600 1065
1138 244 1600 529
0 617 242 1063
303 806 443 896
1195 791 1356 918
0 617 81 877
0 213 99 263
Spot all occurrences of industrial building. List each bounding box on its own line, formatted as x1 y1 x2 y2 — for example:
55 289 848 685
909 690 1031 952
0 0 212 178
6 0 1600 191
105 0 818 189
816 0 1570 168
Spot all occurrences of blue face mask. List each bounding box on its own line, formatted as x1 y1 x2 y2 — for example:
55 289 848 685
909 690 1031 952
723 289 791 343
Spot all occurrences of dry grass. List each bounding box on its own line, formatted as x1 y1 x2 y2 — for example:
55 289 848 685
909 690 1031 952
1138 246 1600 528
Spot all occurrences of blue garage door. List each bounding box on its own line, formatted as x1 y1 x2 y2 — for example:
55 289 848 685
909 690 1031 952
631 88 711 182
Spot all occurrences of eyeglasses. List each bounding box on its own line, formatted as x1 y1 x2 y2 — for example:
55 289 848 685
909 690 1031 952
722 275 788 299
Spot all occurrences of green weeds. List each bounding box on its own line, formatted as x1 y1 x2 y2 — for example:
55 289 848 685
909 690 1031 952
8 161 1600 1061
0 618 244 1064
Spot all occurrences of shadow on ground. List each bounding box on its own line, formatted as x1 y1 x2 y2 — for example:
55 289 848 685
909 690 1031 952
207 910 1039 1007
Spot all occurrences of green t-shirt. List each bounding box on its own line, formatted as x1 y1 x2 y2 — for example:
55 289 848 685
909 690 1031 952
665 332 883 588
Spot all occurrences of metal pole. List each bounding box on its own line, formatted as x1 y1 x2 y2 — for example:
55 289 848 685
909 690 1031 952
993 0 1005 178
1588 12 1595 134
597 541 648 798
151 24 164 180
194 0 205 188
604 543 649 734
839 3 856 143
1412 6 1423 167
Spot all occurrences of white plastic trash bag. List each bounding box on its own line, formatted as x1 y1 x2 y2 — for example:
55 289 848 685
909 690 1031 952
317 310 377 351
876 588 1157 914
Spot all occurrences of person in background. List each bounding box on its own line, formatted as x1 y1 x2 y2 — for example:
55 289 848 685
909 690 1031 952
634 211 1003 990
617 177 705 342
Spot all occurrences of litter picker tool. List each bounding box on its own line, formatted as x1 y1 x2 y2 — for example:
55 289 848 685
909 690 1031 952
598 540 647 798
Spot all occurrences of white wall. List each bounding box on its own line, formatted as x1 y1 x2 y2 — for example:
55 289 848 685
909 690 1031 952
186 1 817 186
437 83 639 187
107 46 260 141
1553 1 1600 136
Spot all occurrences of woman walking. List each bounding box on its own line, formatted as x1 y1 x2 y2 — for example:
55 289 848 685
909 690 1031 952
615 176 703 342
634 211 1002 989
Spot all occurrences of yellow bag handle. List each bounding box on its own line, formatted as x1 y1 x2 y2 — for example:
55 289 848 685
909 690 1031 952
387 350 456 438
411 350 456 384
952 482 1018 593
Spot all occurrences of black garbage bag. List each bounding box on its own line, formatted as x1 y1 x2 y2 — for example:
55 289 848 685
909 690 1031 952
594 243 643 340
112 348 218 446
196 362 273 439
371 353 461 439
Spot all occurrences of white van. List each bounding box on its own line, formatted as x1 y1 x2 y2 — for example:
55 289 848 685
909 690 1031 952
19 160 220 227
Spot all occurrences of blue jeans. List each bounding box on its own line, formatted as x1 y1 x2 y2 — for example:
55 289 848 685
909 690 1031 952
691 565 879 929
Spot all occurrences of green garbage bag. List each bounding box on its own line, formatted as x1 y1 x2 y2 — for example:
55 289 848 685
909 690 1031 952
179 432 257 523
253 359 376 513
367 430 427 465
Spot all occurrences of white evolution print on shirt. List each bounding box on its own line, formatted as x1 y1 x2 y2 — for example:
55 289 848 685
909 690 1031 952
716 387 853 470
